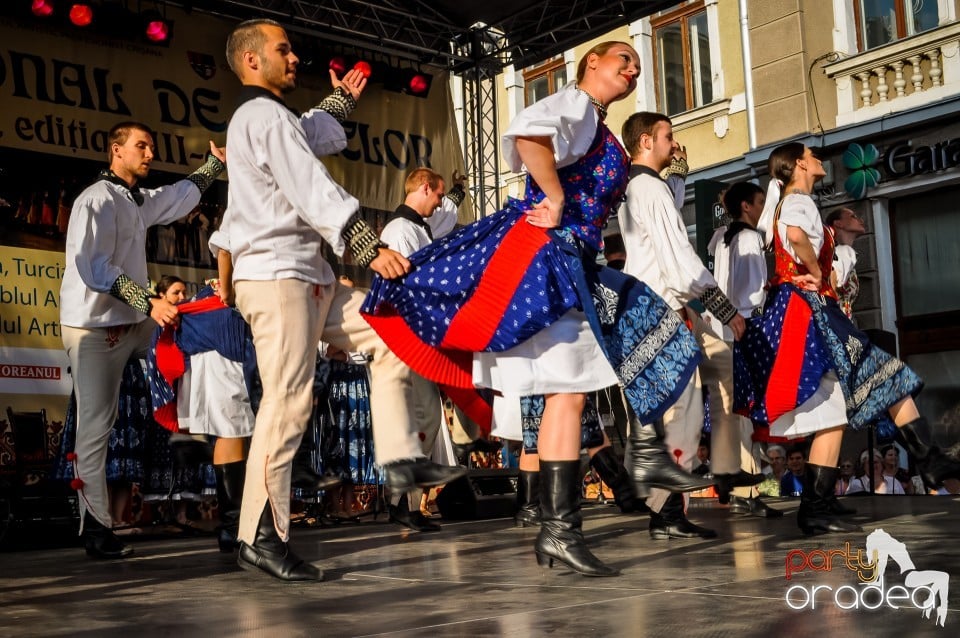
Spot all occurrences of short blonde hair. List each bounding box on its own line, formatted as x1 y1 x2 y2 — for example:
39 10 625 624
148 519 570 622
404 167 443 195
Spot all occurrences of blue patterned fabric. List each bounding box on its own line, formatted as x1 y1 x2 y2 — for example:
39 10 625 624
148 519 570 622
363 121 699 425
520 394 605 454
293 357 380 501
572 244 701 423
735 284 923 430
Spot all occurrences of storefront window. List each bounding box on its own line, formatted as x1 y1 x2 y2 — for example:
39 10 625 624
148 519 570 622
893 187 960 317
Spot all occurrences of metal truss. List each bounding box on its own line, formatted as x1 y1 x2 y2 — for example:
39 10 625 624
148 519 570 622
457 27 505 216
170 0 678 71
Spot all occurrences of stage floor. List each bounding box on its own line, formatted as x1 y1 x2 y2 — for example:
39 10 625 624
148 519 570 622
1 495 958 637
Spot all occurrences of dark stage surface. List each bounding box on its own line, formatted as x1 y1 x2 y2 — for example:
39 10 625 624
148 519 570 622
1 496 958 637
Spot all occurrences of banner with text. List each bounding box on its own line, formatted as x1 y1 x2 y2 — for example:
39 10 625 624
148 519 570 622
0 7 472 219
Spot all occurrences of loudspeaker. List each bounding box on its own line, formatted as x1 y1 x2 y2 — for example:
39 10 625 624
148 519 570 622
436 468 518 520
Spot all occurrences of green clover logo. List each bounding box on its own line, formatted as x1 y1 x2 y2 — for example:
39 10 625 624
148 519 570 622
842 142 881 199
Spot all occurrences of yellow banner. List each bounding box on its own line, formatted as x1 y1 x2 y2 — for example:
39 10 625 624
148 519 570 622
0 8 472 217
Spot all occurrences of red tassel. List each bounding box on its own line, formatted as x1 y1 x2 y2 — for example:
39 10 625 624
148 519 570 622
70 478 84 490
66 452 77 461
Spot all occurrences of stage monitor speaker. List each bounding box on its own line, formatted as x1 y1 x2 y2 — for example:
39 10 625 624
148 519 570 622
436 468 518 520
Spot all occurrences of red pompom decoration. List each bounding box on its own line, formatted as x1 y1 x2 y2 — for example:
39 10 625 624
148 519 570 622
418 431 426 442
70 478 85 490
353 61 372 79
66 452 78 461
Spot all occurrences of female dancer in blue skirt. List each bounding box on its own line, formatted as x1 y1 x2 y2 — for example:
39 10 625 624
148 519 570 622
363 42 708 576
735 142 960 534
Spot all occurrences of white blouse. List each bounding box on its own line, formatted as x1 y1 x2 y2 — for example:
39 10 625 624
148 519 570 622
501 84 599 173
777 193 825 263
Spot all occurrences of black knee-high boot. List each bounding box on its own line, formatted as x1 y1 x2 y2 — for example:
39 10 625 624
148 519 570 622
514 470 541 528
797 464 863 536
214 460 245 553
895 417 960 490
534 460 619 577
589 447 641 513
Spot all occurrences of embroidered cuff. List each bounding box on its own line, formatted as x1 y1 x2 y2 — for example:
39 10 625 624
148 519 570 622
660 156 689 181
699 287 737 325
186 154 225 193
110 274 154 316
341 215 385 268
318 87 357 123
446 183 466 207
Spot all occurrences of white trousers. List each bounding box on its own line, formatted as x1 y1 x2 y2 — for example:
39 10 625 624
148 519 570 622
235 279 419 543
62 320 157 531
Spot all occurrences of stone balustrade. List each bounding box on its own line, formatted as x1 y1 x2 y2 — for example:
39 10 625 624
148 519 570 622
825 21 960 126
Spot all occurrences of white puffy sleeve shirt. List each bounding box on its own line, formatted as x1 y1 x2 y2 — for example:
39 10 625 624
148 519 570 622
620 172 718 310
776 193 824 263
380 218 431 258
833 244 857 287
708 225 768 340
222 95 359 284
501 84 598 172
426 196 459 239
60 179 200 328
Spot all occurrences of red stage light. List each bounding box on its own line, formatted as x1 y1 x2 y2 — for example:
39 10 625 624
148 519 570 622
408 73 429 95
329 56 347 76
69 3 94 27
353 61 372 79
32 0 54 17
145 20 170 42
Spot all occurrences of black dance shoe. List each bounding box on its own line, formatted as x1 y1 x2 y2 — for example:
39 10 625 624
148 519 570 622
236 503 323 581
383 458 467 492
83 513 134 560
388 499 442 532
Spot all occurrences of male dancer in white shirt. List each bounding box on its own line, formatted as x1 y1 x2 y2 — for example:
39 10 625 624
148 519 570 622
380 167 467 532
222 19 464 581
619 112 757 539
706 181 782 518
60 122 225 559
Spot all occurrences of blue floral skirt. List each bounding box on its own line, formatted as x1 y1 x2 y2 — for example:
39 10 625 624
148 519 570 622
363 209 701 429
734 284 922 430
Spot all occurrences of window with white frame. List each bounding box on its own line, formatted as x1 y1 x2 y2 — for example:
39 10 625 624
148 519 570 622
523 56 567 105
651 2 714 116
856 0 940 50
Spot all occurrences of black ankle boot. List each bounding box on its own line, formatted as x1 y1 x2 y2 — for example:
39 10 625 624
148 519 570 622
729 495 783 518
534 460 619 577
237 502 323 581
713 471 764 504
514 470 541 528
798 464 863 536
627 421 713 498
83 513 133 560
589 447 639 513
215 460 246 553
291 437 342 492
895 417 960 490
649 493 717 539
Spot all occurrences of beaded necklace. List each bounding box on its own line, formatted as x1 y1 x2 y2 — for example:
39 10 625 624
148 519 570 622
576 87 607 120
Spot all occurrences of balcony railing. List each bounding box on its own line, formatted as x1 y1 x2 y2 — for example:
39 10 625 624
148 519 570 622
825 21 960 126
